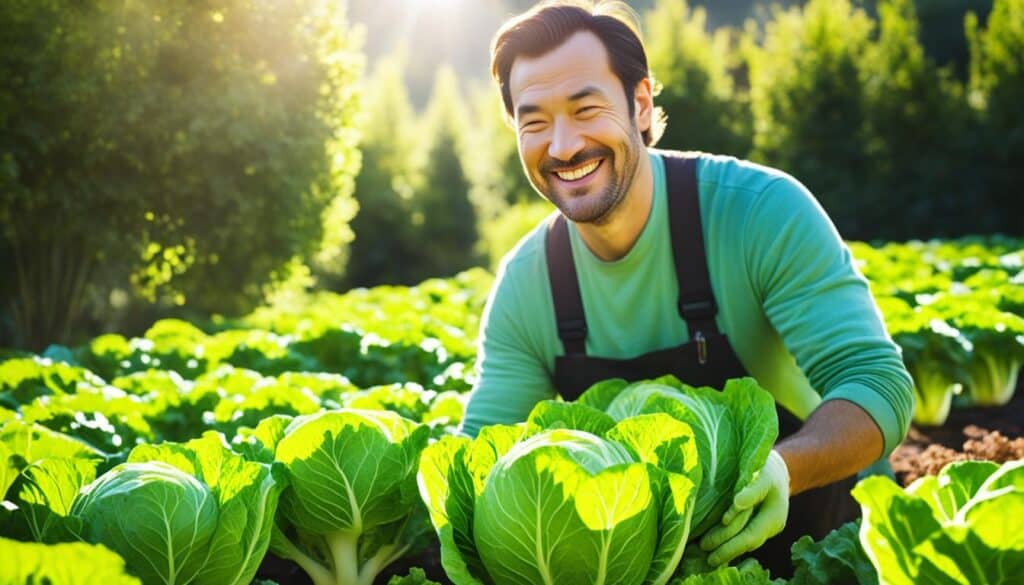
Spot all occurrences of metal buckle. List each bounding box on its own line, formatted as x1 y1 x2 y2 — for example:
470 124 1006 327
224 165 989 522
679 298 717 319
695 331 708 365
557 319 587 341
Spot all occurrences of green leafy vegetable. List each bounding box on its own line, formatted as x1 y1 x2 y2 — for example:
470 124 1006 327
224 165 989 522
578 376 777 537
418 401 701 585
668 558 783 584
71 461 218 585
386 567 442 585
271 409 431 585
70 432 282 585
789 520 876 585
852 459 1024 585
0 536 142 584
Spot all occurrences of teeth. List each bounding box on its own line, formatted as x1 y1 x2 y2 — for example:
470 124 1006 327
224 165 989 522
556 160 600 181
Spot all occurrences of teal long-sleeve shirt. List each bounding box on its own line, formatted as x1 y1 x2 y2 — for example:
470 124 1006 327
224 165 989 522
461 150 914 457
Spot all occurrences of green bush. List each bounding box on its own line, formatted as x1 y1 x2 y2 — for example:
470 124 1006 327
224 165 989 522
745 0 876 237
967 0 1024 235
344 54 423 289
859 0 982 238
463 85 536 214
406 67 480 283
0 0 363 350
645 0 752 156
479 200 555 271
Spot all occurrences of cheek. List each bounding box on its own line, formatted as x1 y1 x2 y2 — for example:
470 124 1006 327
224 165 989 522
602 115 634 139
518 136 545 172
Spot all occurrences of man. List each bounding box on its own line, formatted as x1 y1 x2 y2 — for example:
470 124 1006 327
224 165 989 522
459 0 914 576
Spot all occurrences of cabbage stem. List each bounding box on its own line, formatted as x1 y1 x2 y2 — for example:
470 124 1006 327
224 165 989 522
275 533 334 585
328 531 361 585
360 541 411 584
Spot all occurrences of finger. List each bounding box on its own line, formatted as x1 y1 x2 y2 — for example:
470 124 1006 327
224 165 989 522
707 501 787 566
732 475 772 512
708 530 757 568
721 501 742 526
706 523 764 567
699 507 752 552
722 477 767 525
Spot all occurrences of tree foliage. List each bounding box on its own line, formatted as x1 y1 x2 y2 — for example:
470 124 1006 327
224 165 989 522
968 0 1024 234
858 0 982 238
345 65 480 288
406 67 480 283
344 53 422 289
463 85 536 215
0 0 364 350
745 0 876 238
645 0 752 157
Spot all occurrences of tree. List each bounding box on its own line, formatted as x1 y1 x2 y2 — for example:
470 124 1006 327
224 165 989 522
967 0 1024 234
343 53 423 289
860 0 982 238
744 0 876 238
464 84 536 211
0 0 363 349
407 67 480 282
914 0 994 78
645 0 752 157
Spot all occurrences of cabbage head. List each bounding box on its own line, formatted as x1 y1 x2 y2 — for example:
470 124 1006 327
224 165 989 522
71 461 218 585
578 376 777 537
419 401 701 585
269 409 431 585
70 432 283 585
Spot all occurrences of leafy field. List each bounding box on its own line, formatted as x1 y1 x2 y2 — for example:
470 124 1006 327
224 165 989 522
2 238 1022 585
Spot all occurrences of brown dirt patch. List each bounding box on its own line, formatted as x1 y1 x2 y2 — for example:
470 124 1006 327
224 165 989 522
889 383 1024 487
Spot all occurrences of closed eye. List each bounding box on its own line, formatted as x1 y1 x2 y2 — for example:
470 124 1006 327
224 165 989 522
520 120 546 131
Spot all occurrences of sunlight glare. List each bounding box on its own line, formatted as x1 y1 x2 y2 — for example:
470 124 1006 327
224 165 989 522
405 0 460 14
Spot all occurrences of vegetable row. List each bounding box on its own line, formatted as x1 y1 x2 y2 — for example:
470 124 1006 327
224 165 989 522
850 236 1024 424
4 376 1022 584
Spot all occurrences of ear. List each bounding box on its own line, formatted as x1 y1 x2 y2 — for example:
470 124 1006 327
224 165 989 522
633 78 654 135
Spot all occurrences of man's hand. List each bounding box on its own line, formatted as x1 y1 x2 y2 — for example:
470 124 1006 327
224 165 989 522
699 449 789 566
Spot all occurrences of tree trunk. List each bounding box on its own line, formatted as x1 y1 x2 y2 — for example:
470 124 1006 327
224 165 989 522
6 231 94 352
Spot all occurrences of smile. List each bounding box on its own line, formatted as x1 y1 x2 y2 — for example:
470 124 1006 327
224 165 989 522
553 159 602 182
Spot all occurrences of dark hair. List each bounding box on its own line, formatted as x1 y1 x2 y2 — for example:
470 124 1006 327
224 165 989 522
490 0 664 146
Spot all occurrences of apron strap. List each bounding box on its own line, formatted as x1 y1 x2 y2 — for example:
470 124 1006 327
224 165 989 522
546 214 587 355
662 152 722 339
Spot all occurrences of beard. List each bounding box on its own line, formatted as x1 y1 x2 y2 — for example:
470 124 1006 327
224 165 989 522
533 131 643 225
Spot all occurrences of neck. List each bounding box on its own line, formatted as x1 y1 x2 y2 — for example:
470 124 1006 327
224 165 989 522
576 151 654 261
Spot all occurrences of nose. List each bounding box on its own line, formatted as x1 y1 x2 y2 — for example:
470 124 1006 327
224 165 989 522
547 118 585 163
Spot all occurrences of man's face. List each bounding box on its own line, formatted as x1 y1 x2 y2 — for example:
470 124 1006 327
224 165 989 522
508 30 650 224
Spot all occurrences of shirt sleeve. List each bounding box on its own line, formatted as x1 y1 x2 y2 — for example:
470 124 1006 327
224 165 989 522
458 260 556 438
744 175 914 457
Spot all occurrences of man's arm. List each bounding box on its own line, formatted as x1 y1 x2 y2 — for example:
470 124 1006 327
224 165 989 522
744 174 914 459
776 398 884 495
459 256 556 438
700 168 913 566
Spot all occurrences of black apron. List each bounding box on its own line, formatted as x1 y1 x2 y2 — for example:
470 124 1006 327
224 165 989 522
544 151 858 578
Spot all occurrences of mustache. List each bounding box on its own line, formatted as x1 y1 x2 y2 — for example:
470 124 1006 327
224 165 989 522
540 147 613 174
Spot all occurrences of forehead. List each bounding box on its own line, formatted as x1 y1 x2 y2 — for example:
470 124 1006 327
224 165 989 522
508 30 620 110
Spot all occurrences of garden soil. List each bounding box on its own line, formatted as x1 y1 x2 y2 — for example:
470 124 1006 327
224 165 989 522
890 379 1024 486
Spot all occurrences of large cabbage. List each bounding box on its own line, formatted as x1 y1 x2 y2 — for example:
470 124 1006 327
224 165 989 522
267 409 431 585
418 401 701 585
71 461 217 585
578 376 778 537
69 432 282 585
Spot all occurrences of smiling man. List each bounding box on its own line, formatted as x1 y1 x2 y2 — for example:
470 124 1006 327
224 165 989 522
459 0 914 577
